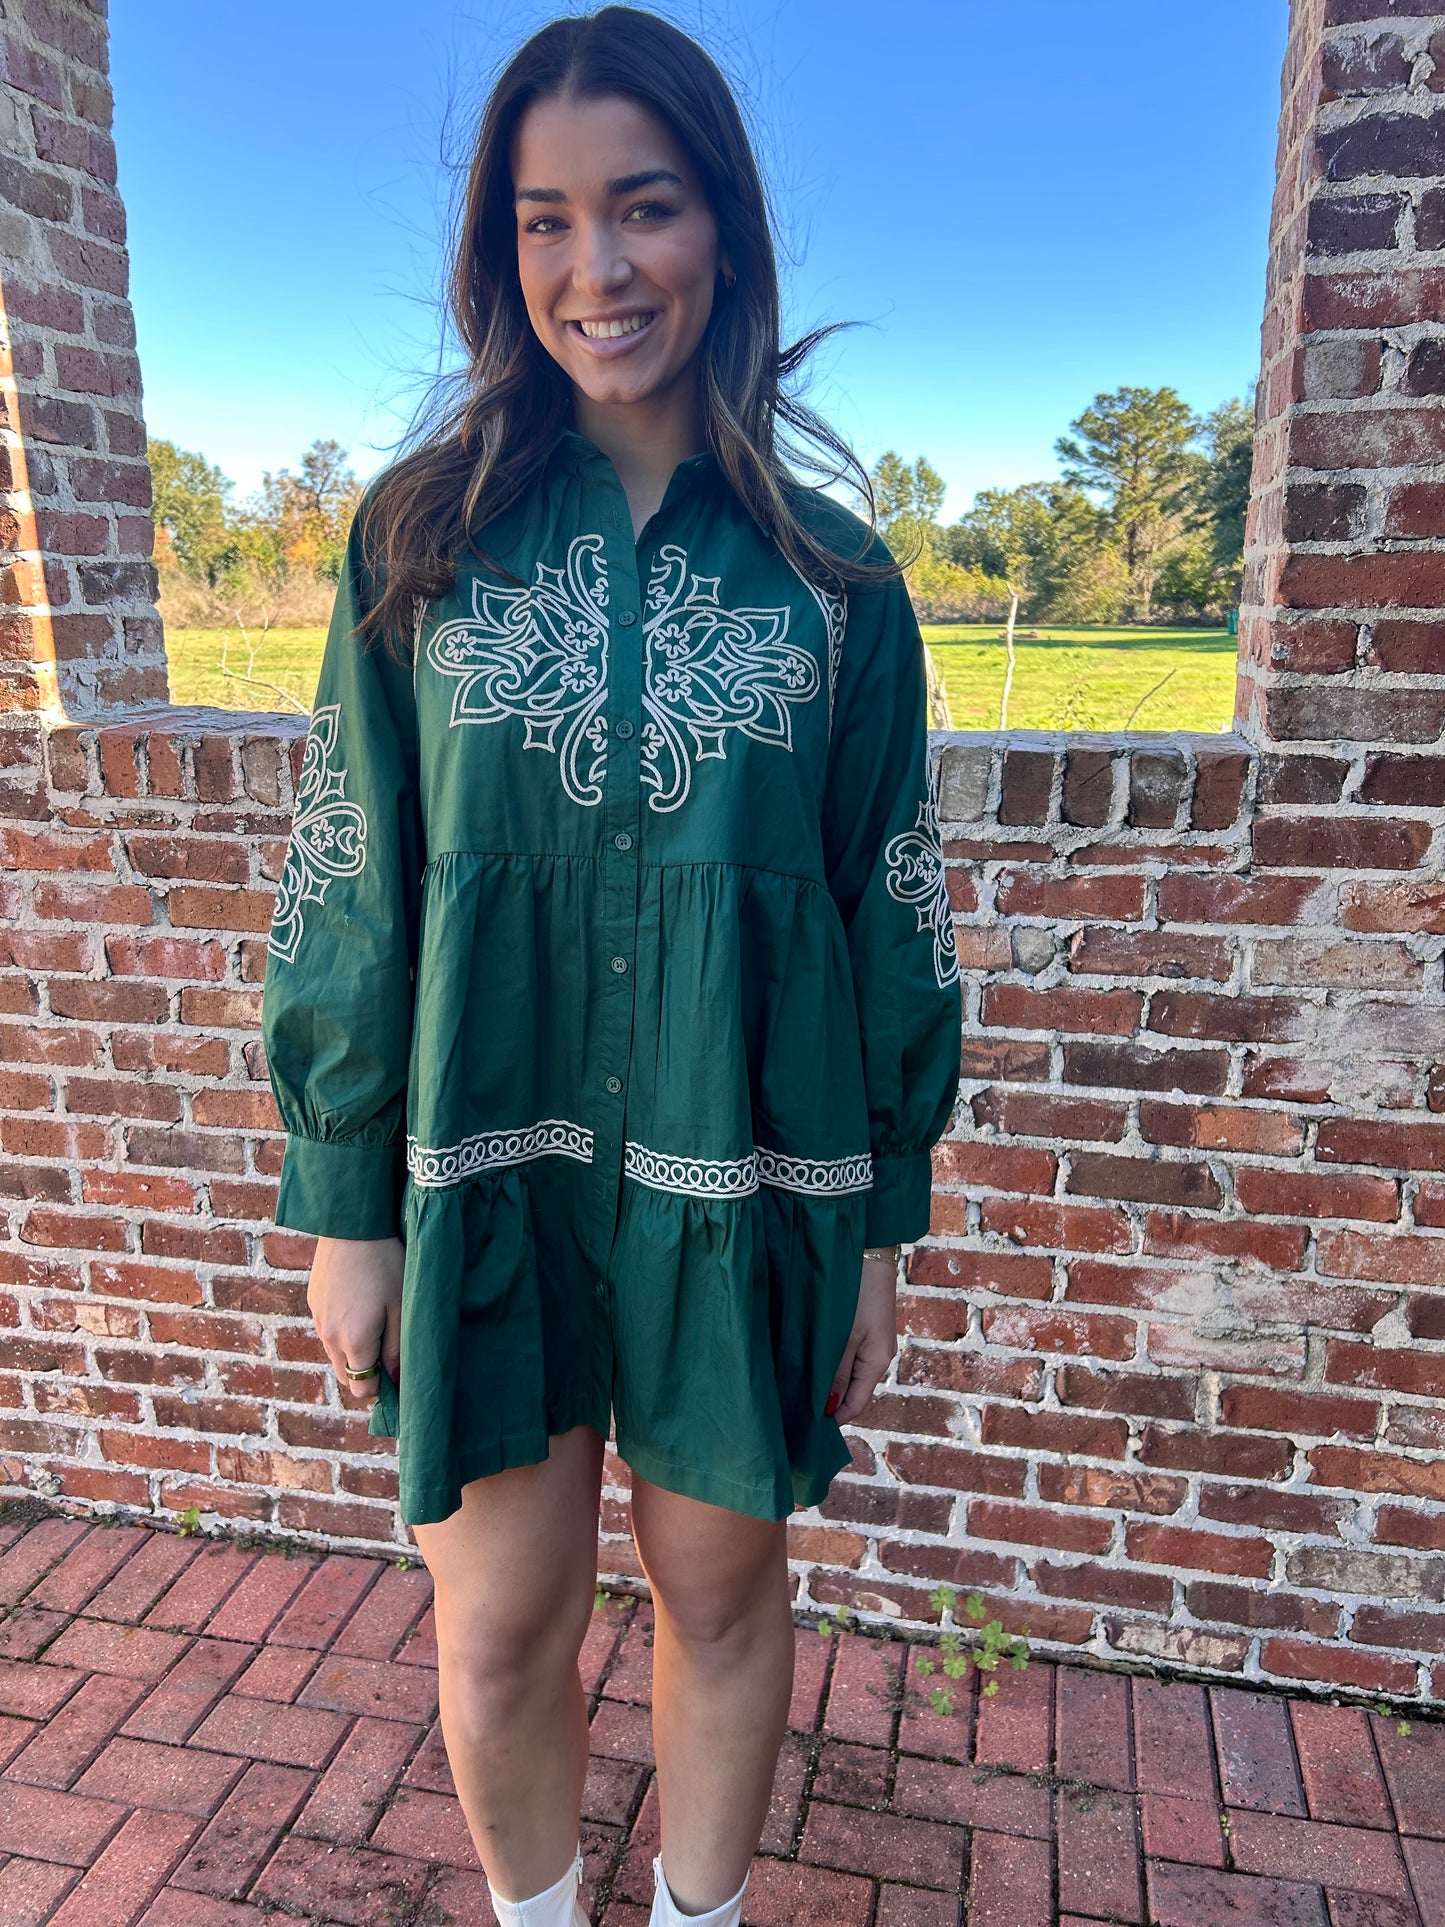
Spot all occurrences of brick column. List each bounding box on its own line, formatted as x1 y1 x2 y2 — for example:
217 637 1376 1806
1 0 166 718
1239 0 1445 868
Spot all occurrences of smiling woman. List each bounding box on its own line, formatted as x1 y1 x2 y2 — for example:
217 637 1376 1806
255 9 963 1927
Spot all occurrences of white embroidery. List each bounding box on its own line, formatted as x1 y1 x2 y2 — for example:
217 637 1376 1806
756 1147 873 1195
625 1143 758 1196
780 551 846 736
268 704 368 964
406 1118 594 1188
624 1140 873 1200
640 544 821 813
884 755 960 989
426 534 611 807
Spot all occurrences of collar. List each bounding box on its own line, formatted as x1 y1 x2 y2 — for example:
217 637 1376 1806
547 425 718 494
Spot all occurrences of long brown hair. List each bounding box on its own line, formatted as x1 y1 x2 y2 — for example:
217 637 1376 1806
357 4 902 655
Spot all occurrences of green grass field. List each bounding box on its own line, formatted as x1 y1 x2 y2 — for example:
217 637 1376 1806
924 624 1237 734
164 621 1239 735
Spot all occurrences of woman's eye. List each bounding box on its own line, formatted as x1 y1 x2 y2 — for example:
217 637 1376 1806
625 201 673 222
524 216 563 235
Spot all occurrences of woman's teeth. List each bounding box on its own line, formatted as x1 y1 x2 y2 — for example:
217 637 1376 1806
578 313 655 338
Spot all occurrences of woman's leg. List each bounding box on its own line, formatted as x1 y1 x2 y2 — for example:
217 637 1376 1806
412 1423 606 1903
629 1474 794 1913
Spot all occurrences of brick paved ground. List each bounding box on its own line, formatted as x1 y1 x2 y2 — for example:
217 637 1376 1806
0 1515 1441 1926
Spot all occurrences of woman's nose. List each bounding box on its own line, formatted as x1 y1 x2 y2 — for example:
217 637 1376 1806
573 221 632 294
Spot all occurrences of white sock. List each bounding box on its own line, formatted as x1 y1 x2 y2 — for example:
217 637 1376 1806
649 1851 750 1927
487 1846 588 1926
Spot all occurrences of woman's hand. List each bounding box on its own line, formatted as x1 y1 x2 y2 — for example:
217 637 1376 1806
825 1246 900 1425
307 1235 404 1407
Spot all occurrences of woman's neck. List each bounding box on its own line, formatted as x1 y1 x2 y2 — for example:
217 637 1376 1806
572 384 705 539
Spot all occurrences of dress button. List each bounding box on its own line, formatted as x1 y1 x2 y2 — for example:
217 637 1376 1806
610 955 629 974
618 610 637 627
614 831 633 850
605 1075 623 1093
615 719 634 738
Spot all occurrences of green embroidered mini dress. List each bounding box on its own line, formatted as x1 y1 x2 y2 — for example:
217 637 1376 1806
260 428 963 1526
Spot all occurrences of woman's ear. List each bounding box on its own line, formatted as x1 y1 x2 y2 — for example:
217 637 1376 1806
718 248 736 287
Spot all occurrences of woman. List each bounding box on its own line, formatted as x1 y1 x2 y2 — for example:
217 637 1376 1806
260 9 962 1924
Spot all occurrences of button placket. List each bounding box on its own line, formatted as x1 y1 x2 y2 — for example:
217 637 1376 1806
590 476 646 1268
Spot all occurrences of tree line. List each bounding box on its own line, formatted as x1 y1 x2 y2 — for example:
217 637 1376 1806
149 436 363 628
150 381 1253 633
874 384 1254 626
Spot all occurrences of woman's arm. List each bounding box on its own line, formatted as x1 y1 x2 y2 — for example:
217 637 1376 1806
827 1245 901 1423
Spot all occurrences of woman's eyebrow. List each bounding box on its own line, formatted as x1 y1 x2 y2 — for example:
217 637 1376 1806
514 168 685 205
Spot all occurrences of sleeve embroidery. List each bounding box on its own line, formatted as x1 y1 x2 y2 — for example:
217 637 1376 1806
268 702 369 964
882 751 960 990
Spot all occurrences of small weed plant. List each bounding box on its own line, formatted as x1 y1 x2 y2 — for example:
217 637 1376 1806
913 1587 1029 1713
815 1586 1030 1718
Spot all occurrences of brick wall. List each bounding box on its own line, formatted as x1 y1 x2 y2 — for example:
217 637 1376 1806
2 0 1444 1709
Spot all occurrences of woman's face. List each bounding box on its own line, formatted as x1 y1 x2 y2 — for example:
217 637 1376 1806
511 91 731 414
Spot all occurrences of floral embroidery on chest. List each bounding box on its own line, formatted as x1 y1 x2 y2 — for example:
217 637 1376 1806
884 754 961 989
640 544 820 813
422 534 824 813
268 703 368 963
425 533 611 807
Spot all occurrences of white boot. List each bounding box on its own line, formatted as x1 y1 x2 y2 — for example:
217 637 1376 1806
488 1847 588 1926
648 1852 749 1927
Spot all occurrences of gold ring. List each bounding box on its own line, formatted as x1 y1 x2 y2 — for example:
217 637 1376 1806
343 1360 381 1380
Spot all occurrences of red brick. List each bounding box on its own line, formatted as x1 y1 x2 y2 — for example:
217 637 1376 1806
249 1831 430 1922
1126 1522 1273 1579
367 1784 475 1867
1263 1634 1418 1695
44 1615 192 1682
47 1807 204 1927
1228 1806 1412 1895
974 1657 1052 1774
1057 1776 1142 1922
0 1516 90 1605
6 1673 145 1790
28 1528 140 1615
168 1760 313 1901
75 1735 242 1816
1210 1687 1306 1815
121 1638 255 1747
1054 1664 1132 1790
187 1693 349 1770
1325 1339 1445 1400
966 1830 1052 1927
1371 1712 1445 1839
292 1717 419 1846
333 1557 429 1664
0 1859 75 1919
1133 1676 1217 1799
141 1544 257 1635
87 1530 199 1623
0 1776 126 1866
822 1634 904 1748
1141 1793 1226 1869
1148 1860 1332 1926
800 1802 964 1889
969 1499 1112 1555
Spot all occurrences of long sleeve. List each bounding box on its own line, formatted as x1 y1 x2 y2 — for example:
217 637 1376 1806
821 557 963 1245
260 501 425 1240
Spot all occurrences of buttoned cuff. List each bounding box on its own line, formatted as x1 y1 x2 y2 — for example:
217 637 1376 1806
275 1135 406 1240
864 1149 936 1246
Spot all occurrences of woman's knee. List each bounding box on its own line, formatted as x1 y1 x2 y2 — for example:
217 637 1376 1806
646 1539 791 1659
435 1582 593 1728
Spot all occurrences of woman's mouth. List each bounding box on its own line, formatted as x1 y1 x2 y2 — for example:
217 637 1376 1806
567 311 659 355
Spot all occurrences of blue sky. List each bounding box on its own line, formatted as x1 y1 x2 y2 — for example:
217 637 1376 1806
111 1 1286 524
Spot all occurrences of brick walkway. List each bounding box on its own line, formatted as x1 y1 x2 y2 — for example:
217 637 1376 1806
0 1516 1441 1925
